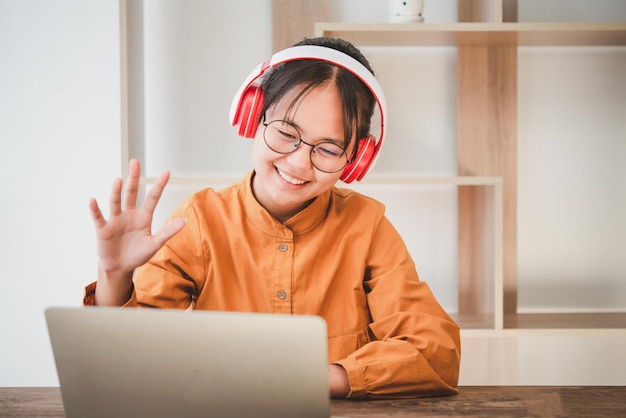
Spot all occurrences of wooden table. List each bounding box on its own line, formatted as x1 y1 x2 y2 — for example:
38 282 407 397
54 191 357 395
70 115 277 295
1 386 625 417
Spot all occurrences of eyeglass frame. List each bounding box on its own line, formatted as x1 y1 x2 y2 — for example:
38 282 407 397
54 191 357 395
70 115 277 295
261 117 356 174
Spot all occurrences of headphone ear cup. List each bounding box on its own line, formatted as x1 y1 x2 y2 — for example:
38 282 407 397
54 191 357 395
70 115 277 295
340 136 376 184
236 85 264 139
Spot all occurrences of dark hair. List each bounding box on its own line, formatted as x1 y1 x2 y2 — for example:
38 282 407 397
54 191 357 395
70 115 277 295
259 37 376 156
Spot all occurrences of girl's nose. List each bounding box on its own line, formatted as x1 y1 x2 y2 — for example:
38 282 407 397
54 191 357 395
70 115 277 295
285 142 313 169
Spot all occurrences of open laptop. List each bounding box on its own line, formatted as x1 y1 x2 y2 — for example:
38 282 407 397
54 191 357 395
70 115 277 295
45 307 330 418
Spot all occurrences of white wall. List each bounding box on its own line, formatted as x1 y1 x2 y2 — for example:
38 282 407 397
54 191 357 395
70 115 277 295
0 0 121 386
0 0 272 387
0 0 624 386
517 46 626 312
516 1 626 315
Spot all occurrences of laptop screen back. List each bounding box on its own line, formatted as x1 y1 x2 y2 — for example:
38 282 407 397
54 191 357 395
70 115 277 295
45 307 330 418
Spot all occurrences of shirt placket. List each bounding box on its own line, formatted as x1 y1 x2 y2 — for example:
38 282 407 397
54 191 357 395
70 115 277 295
273 233 294 313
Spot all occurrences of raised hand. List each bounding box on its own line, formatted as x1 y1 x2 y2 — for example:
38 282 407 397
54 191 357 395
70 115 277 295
89 159 186 305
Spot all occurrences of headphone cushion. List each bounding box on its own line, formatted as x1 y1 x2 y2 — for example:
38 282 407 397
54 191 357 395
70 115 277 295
340 136 376 184
237 85 264 139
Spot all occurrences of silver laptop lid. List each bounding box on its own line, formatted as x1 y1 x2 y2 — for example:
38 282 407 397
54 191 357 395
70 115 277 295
45 307 330 418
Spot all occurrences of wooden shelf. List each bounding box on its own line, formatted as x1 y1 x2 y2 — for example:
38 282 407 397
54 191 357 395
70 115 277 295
140 176 241 186
460 313 626 335
505 312 626 330
137 13 625 342
453 313 496 330
139 175 503 186
456 313 626 333
315 22 626 47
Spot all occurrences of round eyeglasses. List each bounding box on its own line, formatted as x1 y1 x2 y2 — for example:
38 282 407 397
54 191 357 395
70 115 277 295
262 120 350 173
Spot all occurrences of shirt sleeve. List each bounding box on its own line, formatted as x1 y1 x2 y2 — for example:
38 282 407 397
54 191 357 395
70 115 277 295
82 281 139 307
334 216 461 399
131 199 207 309
83 281 97 306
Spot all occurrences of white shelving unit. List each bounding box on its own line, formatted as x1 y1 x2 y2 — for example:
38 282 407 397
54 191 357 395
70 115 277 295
316 19 626 330
315 13 626 385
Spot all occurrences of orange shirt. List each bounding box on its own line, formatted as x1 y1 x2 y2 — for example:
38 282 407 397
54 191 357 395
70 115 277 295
85 171 460 399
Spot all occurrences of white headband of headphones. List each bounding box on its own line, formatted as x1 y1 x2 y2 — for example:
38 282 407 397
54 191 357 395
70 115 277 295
229 45 387 144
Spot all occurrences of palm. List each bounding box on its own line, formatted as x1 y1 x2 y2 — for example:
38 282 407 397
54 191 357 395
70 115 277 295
95 203 163 273
90 160 185 276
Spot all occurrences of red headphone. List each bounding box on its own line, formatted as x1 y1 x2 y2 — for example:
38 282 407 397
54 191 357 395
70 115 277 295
230 45 387 183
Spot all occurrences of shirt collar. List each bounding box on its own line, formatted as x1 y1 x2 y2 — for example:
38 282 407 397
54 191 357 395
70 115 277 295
240 170 331 236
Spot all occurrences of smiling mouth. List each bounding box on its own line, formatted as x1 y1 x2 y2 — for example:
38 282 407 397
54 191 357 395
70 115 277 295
276 168 307 185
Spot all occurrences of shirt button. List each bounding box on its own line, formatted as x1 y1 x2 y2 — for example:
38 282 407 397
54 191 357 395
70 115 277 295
278 290 287 300
278 243 288 252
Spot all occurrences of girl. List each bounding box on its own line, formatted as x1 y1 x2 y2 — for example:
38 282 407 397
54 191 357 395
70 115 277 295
87 37 460 399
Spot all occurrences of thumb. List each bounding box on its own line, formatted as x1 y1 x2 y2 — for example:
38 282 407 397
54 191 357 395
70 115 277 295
153 218 187 248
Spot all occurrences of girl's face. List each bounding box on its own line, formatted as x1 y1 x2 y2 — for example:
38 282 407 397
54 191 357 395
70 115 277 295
251 83 353 223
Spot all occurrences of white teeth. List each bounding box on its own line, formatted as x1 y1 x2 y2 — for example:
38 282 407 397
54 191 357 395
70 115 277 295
277 169 306 185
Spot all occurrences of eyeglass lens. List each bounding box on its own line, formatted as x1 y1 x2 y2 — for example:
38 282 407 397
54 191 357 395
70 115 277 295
263 120 348 173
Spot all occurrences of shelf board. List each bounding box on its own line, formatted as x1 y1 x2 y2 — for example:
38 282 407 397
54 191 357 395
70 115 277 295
462 313 626 338
140 176 240 186
315 22 626 47
452 312 495 330
461 328 626 338
139 175 502 186
358 175 501 186
457 313 626 335
505 312 626 330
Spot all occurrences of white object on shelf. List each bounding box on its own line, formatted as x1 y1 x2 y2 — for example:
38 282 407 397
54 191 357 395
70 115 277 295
388 0 424 23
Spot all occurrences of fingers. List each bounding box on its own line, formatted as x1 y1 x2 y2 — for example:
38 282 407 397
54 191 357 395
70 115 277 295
124 159 141 210
100 159 171 219
89 198 107 228
98 159 141 221
143 169 171 214
153 217 187 248
108 177 123 217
